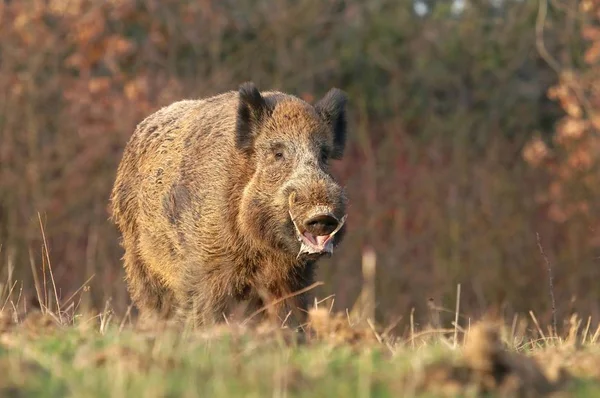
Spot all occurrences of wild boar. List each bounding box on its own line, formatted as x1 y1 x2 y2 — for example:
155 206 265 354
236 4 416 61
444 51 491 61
109 82 349 328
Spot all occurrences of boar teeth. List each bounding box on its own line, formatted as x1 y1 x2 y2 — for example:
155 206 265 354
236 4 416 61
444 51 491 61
290 212 347 258
329 214 346 236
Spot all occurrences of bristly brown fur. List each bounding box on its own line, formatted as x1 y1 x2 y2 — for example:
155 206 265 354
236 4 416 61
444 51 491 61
109 83 349 329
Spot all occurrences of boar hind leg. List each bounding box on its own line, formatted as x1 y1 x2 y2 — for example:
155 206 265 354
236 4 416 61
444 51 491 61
123 248 177 324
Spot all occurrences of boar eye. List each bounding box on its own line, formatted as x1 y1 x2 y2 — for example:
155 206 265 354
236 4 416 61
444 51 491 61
271 144 285 161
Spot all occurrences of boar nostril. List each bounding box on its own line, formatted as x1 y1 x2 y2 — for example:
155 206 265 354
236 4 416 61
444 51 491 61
303 214 339 236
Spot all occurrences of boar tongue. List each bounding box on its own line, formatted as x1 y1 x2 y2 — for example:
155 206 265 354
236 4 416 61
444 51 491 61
298 232 333 257
302 232 331 250
315 235 330 247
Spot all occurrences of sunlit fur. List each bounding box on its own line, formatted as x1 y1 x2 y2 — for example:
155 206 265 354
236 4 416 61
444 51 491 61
109 82 348 328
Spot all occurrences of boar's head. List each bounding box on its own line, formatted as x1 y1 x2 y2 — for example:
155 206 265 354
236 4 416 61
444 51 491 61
236 82 348 260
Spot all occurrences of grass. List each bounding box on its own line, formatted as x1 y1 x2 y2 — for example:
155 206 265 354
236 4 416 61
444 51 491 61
3 231 600 397
2 305 600 397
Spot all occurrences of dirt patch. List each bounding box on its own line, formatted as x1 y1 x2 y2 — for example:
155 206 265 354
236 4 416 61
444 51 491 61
306 308 380 346
416 321 572 397
0 309 62 336
17 311 62 337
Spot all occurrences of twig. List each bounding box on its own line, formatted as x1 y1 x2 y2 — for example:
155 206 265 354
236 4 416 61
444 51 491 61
407 328 457 343
0 280 18 313
366 319 383 344
29 248 43 313
38 213 61 323
280 311 292 328
535 0 561 73
510 314 519 347
427 297 440 329
315 294 335 307
242 281 323 325
536 232 557 335
529 310 547 342
453 283 461 349
591 323 600 344
62 274 95 308
381 315 403 339
410 307 415 349
582 316 592 345
118 304 134 333
536 0 594 119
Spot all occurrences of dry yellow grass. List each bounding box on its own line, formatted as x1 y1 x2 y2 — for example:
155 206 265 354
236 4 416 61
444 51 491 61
0 300 598 397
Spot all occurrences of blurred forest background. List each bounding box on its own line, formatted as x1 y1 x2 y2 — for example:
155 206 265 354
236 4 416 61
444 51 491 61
1 0 599 332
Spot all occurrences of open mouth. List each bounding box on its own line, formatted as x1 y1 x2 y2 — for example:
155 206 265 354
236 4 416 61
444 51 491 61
289 211 347 258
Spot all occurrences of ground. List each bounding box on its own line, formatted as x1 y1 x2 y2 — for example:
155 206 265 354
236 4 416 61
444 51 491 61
2 305 600 398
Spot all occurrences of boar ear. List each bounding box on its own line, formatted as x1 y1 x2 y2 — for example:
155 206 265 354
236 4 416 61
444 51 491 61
314 88 347 159
236 82 268 154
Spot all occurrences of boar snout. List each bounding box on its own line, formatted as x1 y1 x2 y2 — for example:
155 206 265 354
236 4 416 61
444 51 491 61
288 205 347 258
304 213 340 236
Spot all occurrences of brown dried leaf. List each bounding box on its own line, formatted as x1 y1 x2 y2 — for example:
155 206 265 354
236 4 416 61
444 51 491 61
585 42 600 64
